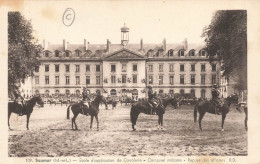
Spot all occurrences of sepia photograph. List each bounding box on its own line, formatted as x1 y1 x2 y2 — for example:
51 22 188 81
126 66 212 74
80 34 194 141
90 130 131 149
0 0 260 163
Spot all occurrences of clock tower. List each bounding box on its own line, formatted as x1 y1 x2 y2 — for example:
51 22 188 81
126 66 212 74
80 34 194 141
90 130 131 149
120 23 129 47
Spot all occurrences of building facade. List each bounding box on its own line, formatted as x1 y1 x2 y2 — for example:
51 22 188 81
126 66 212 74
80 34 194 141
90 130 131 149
31 25 227 99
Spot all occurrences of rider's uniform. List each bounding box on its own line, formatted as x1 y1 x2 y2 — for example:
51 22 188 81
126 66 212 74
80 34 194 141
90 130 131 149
148 88 158 113
13 89 24 115
211 87 222 113
82 90 91 108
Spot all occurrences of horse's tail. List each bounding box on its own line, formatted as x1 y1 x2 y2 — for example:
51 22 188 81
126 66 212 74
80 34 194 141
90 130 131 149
67 105 71 119
194 104 198 122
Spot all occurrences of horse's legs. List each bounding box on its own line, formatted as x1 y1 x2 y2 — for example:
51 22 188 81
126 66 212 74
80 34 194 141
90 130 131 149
95 115 99 131
26 113 31 130
245 107 248 131
90 115 94 130
8 111 12 130
157 115 164 130
245 116 248 131
221 114 226 131
157 115 161 129
161 115 164 129
198 112 206 131
72 113 79 130
131 112 139 131
71 117 74 130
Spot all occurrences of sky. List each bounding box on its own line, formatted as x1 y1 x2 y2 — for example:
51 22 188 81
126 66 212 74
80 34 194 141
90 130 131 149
19 1 217 45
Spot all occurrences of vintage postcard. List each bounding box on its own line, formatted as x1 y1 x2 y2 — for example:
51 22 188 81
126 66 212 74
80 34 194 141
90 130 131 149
0 0 260 164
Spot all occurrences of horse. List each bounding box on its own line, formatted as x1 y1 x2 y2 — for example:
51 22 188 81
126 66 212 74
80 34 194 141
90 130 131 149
130 97 178 131
111 100 117 110
67 95 108 131
226 94 238 106
8 96 44 130
193 95 238 131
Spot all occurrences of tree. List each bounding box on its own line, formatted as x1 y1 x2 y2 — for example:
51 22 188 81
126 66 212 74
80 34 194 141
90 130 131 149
202 10 247 91
8 12 42 94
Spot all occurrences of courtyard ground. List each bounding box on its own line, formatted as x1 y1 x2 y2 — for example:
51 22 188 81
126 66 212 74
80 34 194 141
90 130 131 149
8 104 247 157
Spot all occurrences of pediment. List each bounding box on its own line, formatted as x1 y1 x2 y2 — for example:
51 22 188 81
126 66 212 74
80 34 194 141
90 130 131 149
103 48 146 60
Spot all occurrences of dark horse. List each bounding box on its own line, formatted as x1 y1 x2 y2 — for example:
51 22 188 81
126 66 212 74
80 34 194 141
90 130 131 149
8 96 44 130
194 95 238 131
111 100 117 110
130 98 178 131
67 95 107 131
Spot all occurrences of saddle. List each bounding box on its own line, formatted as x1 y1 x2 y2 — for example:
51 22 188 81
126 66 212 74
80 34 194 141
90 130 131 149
147 100 158 115
80 101 90 116
13 101 24 115
210 99 223 114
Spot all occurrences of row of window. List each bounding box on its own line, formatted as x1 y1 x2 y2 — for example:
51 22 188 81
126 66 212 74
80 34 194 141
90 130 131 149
36 88 207 98
44 50 85 58
44 49 207 58
147 75 217 85
110 64 138 72
147 49 207 57
35 74 217 85
36 64 101 73
109 75 138 83
35 76 101 85
109 89 207 98
37 63 216 73
148 64 216 72
37 89 83 95
167 89 206 98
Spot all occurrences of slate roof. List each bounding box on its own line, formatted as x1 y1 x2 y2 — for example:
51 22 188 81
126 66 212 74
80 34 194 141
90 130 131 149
41 41 206 58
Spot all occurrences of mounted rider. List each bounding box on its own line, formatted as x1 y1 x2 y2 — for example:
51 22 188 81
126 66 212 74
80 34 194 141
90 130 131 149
211 84 222 114
147 86 158 114
13 86 24 116
82 87 91 116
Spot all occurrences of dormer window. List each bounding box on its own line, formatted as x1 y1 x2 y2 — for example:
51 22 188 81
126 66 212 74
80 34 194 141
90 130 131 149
147 49 154 57
189 49 195 56
65 51 70 57
168 50 174 57
157 49 164 57
75 50 81 57
179 50 185 56
55 51 59 57
200 50 206 56
94 50 102 57
44 51 49 57
86 50 92 55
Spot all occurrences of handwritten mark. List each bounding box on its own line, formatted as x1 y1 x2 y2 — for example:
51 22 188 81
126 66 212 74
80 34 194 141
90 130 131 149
62 8 75 27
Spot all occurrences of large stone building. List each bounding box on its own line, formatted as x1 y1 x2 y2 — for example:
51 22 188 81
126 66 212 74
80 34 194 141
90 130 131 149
31 24 228 99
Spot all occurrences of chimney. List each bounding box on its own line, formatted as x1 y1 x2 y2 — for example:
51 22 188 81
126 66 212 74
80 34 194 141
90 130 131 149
107 39 111 52
63 39 67 51
140 38 143 51
163 38 166 51
183 38 188 50
43 39 46 50
84 39 88 50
